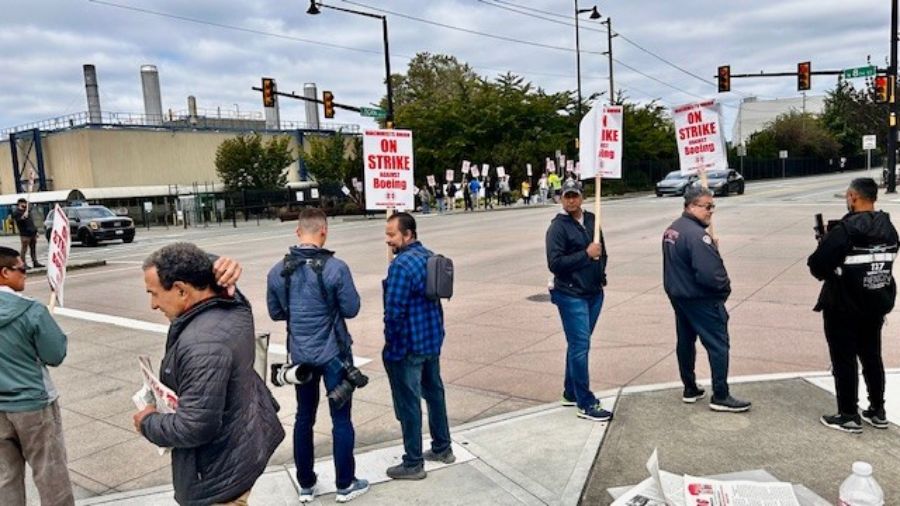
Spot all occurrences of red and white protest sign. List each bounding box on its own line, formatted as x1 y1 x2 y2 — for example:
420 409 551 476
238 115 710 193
579 105 624 179
526 163 533 177
46 204 71 306
481 164 490 177
496 166 506 178
470 165 480 178
363 129 415 211
427 174 436 187
445 169 455 182
461 160 471 174
673 100 727 175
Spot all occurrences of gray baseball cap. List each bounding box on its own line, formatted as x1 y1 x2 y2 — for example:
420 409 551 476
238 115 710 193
561 179 583 196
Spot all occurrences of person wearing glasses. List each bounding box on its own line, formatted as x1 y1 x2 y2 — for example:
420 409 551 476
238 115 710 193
662 185 751 413
0 246 74 505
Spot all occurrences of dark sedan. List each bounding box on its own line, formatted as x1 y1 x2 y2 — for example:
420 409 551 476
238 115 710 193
705 169 745 196
655 171 698 197
44 205 135 246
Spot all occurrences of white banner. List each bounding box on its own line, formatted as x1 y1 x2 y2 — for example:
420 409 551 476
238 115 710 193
673 100 727 175
445 169 455 182
526 163 533 177
496 166 506 178
363 129 415 210
46 204 71 306
579 105 624 180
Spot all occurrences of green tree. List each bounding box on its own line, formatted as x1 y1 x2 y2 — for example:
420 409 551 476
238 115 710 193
746 111 840 159
821 79 889 157
215 134 294 190
299 131 363 205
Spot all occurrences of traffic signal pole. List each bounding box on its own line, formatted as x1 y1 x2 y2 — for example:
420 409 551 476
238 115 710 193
887 0 898 193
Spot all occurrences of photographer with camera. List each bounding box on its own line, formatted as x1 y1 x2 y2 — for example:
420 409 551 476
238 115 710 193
266 208 369 503
808 178 898 433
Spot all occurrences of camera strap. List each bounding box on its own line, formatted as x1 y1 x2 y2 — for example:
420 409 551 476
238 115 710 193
281 250 351 364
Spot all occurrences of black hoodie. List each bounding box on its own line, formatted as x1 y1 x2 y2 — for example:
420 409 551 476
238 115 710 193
808 210 899 315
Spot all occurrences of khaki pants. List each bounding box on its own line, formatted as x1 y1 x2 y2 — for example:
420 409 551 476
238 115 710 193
214 489 251 505
0 401 75 506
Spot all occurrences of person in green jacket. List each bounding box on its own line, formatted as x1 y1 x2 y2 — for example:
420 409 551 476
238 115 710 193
0 245 73 506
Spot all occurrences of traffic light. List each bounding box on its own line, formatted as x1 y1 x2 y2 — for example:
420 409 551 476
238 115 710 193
717 65 730 93
797 61 811 91
874 76 889 103
262 78 276 108
323 91 335 119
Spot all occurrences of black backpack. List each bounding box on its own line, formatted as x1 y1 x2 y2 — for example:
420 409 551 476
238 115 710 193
426 254 454 300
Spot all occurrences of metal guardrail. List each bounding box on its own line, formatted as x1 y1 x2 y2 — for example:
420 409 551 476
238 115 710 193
1 111 360 138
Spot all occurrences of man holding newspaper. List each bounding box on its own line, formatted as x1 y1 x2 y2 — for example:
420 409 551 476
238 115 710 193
133 243 284 506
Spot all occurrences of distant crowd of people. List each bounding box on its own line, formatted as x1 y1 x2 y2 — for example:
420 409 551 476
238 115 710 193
417 171 566 213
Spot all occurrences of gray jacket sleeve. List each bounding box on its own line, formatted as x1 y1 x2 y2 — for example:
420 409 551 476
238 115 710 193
140 342 232 449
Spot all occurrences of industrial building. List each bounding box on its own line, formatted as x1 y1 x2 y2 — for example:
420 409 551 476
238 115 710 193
0 64 358 229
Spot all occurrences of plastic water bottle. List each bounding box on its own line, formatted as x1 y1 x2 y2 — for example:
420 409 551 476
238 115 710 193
838 462 884 506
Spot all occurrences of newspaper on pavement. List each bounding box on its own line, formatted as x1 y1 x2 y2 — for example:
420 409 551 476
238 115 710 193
683 475 800 506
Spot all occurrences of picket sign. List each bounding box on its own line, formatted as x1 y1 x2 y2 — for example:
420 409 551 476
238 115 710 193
579 105 624 244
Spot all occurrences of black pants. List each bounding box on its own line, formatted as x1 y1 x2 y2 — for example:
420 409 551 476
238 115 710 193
823 310 885 415
671 298 731 399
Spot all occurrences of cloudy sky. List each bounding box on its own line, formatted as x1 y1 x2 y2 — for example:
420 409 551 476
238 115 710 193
1 0 893 141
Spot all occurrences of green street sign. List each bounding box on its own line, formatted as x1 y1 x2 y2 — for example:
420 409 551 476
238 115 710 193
359 107 387 118
843 66 876 79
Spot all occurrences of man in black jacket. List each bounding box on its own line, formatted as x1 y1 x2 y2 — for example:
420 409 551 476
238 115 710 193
545 180 612 422
12 199 43 269
134 243 284 506
663 186 750 413
808 178 898 433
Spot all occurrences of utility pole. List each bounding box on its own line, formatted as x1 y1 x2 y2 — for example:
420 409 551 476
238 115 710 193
887 0 898 193
604 17 615 104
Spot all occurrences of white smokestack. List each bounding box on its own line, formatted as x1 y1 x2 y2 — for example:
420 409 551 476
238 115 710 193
141 65 164 125
304 83 319 129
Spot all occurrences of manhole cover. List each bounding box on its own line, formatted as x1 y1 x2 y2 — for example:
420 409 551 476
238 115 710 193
526 293 551 302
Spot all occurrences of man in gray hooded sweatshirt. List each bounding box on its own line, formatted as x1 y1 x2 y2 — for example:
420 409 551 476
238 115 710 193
0 245 73 506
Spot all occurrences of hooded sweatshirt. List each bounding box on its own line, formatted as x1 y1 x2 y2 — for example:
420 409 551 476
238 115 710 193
0 288 67 412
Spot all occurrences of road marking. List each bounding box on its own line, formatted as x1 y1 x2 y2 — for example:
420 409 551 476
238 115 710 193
54 307 169 334
53 307 373 367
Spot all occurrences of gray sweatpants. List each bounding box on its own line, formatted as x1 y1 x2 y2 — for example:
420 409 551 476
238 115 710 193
0 401 75 506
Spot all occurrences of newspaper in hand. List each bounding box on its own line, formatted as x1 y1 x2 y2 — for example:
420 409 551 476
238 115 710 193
132 355 178 455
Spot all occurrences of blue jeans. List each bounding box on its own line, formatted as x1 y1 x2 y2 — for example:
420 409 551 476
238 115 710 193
294 357 356 490
384 354 451 467
670 298 730 399
551 290 603 410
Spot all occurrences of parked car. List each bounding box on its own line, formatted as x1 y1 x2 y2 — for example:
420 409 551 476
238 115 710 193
44 205 135 246
655 171 698 197
706 169 745 196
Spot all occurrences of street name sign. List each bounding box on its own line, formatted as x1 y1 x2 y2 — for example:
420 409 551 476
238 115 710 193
842 66 876 79
359 107 386 118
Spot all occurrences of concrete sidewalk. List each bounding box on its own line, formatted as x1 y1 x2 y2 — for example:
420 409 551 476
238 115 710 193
56 370 899 505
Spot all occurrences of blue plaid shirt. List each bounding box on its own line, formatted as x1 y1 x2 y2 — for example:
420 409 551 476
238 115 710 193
383 241 445 361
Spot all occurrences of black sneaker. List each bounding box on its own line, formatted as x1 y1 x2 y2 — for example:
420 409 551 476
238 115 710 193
709 395 751 413
423 448 456 464
560 392 577 407
821 413 863 433
386 462 426 480
682 386 706 404
861 408 889 429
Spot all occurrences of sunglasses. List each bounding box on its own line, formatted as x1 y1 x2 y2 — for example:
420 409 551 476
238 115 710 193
693 203 716 211
5 265 27 274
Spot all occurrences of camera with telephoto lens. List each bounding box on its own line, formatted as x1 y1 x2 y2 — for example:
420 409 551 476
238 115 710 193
327 360 369 408
270 362 314 387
